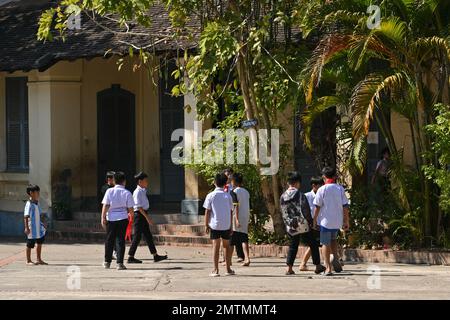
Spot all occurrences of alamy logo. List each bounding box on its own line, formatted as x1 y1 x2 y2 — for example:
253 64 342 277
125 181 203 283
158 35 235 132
67 13 81 30
367 5 381 30
66 265 81 290
366 265 381 289
170 121 280 175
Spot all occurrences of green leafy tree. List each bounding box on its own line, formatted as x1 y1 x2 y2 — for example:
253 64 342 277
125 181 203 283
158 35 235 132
38 0 316 235
298 0 450 240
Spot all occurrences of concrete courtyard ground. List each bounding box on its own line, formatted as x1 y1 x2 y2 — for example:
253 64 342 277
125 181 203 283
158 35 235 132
1 241 450 299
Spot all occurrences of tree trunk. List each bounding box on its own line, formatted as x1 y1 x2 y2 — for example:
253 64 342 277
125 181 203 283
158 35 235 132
415 71 432 239
236 47 285 236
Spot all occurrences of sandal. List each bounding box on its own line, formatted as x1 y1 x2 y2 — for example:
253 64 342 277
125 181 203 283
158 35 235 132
36 260 48 265
241 261 250 267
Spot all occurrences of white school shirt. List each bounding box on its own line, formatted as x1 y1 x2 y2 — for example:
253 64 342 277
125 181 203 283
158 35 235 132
133 185 149 211
24 200 46 239
231 187 251 234
305 190 316 218
313 183 349 230
203 187 233 231
102 185 134 221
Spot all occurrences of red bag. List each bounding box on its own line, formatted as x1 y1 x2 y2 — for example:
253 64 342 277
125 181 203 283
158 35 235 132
125 214 133 242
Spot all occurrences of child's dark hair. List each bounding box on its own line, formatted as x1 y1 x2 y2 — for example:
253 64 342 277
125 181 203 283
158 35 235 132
310 176 323 186
106 171 115 180
134 171 148 183
231 172 243 185
214 172 228 188
287 171 302 185
26 184 40 195
322 166 336 179
223 167 234 176
381 147 391 158
114 171 126 185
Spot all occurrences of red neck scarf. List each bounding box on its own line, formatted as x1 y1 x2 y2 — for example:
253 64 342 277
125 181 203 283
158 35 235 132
325 178 336 184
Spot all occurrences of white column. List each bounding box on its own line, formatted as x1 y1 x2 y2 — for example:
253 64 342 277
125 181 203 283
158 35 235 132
28 82 52 213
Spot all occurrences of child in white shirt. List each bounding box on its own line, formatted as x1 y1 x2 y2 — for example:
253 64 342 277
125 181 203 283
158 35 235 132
313 167 350 276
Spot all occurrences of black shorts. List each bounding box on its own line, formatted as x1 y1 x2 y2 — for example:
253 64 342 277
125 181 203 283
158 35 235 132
210 229 231 240
26 236 45 249
230 231 249 246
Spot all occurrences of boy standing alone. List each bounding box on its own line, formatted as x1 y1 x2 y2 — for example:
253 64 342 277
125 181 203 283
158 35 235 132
313 167 350 276
101 172 134 270
24 184 47 265
229 173 251 267
204 173 235 277
127 172 167 263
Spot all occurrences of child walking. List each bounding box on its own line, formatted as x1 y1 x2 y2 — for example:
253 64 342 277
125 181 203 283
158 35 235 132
203 172 235 277
127 172 167 263
100 171 115 199
101 171 134 270
24 184 47 265
100 171 118 259
229 173 251 267
313 167 350 276
299 176 323 271
281 172 325 275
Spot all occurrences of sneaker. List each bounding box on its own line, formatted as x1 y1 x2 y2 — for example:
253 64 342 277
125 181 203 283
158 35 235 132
103 262 111 269
332 257 343 273
236 258 244 263
322 271 333 277
314 264 326 274
127 257 142 264
285 270 295 275
154 254 168 263
225 269 236 276
209 272 220 277
116 263 127 270
112 252 117 260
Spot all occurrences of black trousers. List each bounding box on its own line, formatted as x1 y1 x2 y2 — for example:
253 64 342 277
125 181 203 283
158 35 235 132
128 212 157 257
105 219 128 264
235 242 245 259
286 230 321 266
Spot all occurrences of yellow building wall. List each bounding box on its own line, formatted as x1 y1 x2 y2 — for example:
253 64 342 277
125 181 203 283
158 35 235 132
391 111 416 168
79 57 160 198
0 56 162 215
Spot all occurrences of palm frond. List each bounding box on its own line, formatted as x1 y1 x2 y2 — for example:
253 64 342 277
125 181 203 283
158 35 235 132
302 34 352 104
350 72 409 139
301 95 343 148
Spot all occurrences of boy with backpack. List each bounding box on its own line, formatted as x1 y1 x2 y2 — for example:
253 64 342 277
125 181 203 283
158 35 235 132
280 172 325 275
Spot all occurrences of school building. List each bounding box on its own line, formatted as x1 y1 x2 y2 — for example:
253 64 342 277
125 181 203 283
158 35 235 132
0 0 415 237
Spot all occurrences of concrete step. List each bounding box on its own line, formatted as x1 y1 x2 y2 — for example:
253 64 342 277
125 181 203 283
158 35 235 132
52 221 207 236
69 212 204 224
46 230 211 246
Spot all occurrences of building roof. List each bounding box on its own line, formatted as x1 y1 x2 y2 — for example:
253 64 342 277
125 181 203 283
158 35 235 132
0 0 198 72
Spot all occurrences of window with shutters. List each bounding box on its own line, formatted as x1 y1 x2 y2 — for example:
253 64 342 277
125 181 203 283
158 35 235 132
5 77 29 172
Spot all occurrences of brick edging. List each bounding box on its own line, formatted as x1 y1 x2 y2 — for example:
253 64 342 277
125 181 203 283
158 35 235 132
249 244 450 265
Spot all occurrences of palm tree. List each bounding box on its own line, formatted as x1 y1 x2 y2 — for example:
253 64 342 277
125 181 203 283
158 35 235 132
298 0 450 240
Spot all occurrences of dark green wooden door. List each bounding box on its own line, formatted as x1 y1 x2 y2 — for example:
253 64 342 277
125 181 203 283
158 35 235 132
97 84 136 197
159 62 185 202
